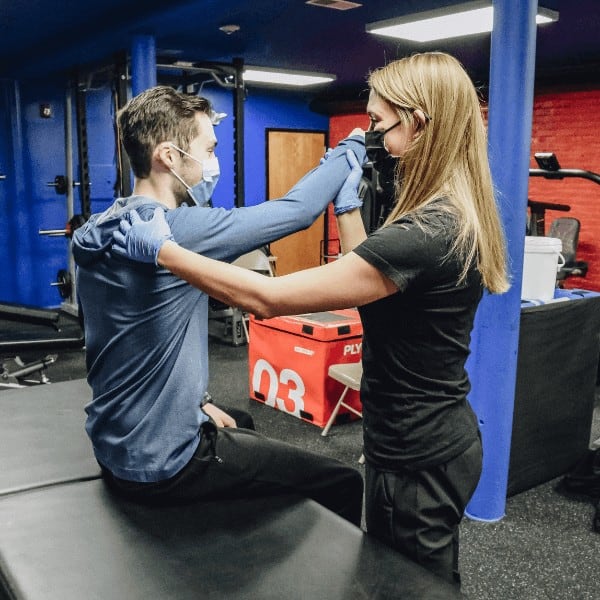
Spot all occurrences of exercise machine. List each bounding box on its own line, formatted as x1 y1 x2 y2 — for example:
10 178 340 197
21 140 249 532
0 301 83 389
0 354 57 389
38 76 91 315
528 152 600 282
528 152 600 236
0 78 91 387
0 303 59 387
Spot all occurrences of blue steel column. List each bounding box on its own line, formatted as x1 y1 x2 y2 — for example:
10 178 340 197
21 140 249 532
131 35 157 97
465 0 539 521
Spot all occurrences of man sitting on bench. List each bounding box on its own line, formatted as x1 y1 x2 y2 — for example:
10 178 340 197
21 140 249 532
72 86 364 523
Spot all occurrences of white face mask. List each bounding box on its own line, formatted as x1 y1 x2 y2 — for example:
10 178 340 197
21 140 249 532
169 143 220 206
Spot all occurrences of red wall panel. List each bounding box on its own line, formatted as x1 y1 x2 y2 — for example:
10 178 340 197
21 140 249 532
325 115 370 261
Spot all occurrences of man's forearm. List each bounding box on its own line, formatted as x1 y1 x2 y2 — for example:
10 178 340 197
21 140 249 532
280 135 366 218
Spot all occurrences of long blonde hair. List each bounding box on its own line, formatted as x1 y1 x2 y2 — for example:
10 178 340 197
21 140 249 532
368 52 509 294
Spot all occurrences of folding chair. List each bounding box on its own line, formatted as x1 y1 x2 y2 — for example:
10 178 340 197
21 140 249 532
232 248 277 342
209 248 277 344
322 361 363 437
232 248 277 277
322 361 364 463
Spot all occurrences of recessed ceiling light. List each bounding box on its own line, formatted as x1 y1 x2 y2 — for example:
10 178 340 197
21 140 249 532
243 67 336 87
219 24 240 35
305 0 362 10
366 1 558 42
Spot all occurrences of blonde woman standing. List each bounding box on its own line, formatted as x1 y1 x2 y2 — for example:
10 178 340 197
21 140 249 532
113 52 509 587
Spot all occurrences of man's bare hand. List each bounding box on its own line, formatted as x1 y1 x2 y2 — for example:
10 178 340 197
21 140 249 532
202 403 237 428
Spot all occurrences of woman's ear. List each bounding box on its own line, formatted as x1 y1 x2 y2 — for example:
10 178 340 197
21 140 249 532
411 109 428 140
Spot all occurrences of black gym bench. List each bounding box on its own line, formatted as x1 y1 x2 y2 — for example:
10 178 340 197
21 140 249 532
0 380 462 599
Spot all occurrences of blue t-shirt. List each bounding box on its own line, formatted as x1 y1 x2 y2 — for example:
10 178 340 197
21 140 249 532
72 136 365 482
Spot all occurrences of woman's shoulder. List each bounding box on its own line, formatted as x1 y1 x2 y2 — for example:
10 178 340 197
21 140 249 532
389 197 458 235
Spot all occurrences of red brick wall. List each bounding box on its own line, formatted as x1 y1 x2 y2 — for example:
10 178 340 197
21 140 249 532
329 86 600 289
528 87 600 290
325 115 370 260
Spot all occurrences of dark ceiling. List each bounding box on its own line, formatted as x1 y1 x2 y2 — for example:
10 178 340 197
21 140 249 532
1 0 598 103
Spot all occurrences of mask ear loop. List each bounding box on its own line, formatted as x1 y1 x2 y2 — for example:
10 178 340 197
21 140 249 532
164 144 199 205
169 167 199 206
169 167 191 192
170 141 213 204
169 142 191 160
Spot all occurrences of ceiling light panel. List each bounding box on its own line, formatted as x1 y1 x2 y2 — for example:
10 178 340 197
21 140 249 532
366 1 558 42
243 67 336 87
305 0 362 10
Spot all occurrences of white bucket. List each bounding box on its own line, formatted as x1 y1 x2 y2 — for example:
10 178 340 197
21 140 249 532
521 236 565 302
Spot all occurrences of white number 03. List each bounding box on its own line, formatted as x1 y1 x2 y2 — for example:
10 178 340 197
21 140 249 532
252 358 305 417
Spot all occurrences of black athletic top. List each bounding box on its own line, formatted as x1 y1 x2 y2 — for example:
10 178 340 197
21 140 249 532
354 203 483 471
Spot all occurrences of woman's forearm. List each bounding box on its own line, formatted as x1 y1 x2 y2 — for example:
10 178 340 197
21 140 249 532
158 242 342 318
336 210 367 255
156 239 393 319
158 241 275 317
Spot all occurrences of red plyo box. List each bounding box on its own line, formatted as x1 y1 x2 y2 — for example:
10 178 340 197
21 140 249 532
248 309 363 428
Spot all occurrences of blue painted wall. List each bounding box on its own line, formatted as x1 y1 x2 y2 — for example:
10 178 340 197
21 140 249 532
1 79 328 308
201 85 328 209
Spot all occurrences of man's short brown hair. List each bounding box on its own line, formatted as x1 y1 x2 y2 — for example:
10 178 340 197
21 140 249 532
117 86 212 178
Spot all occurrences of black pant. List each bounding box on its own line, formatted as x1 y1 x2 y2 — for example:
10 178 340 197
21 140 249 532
101 409 364 526
364 436 483 586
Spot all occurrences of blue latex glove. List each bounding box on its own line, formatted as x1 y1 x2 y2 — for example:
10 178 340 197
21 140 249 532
319 148 333 165
112 207 174 265
333 150 364 216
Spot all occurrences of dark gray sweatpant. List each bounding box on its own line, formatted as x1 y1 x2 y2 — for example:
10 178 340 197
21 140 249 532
364 436 483 586
101 409 364 527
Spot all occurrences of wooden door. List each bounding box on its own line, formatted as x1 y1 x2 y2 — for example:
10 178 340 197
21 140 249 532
267 130 326 275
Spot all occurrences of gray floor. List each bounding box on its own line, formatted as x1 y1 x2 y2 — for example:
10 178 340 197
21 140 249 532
4 338 599 600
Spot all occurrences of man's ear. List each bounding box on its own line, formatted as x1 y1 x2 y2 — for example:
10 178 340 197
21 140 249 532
155 142 176 170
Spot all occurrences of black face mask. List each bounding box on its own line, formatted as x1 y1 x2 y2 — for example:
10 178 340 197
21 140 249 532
365 119 402 164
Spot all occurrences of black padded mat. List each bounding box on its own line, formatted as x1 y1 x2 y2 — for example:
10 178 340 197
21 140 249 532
0 479 462 600
0 378 100 496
